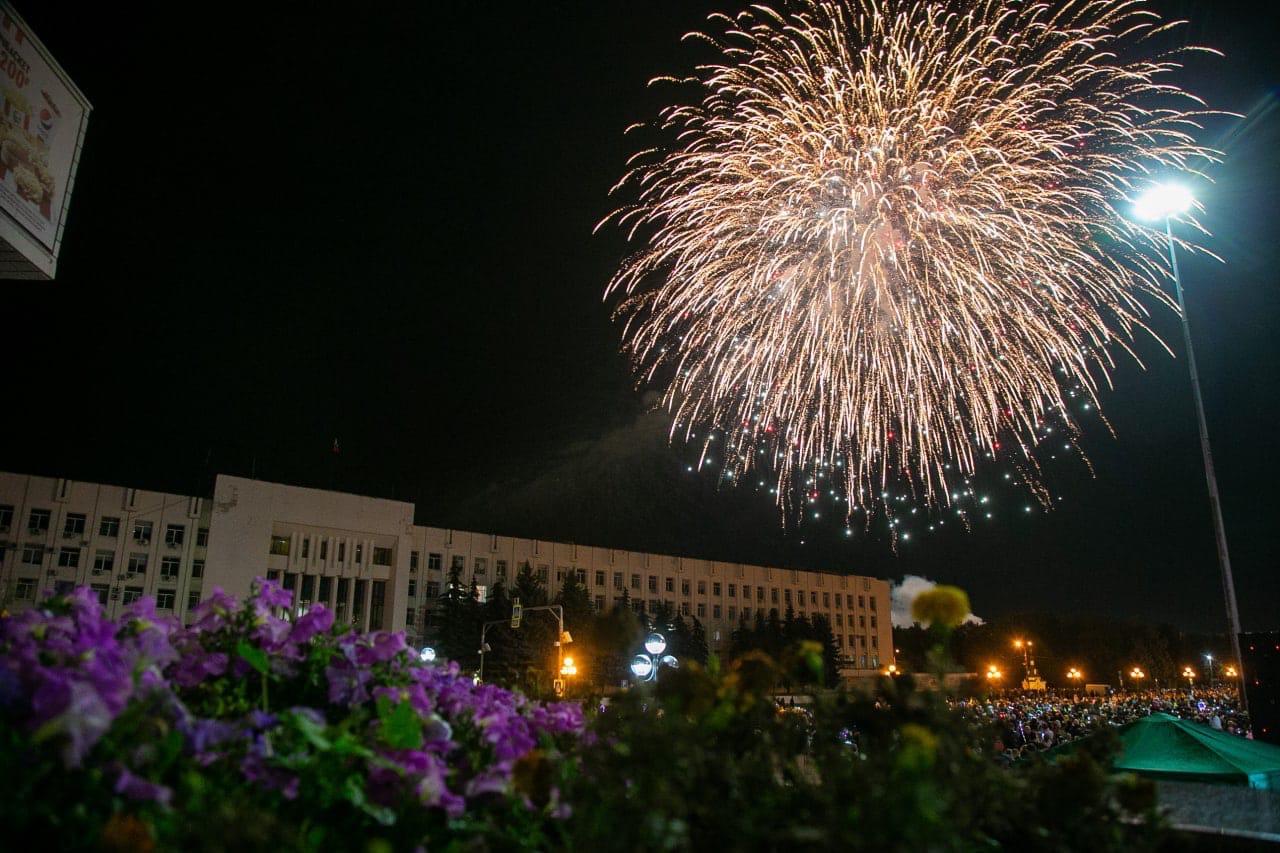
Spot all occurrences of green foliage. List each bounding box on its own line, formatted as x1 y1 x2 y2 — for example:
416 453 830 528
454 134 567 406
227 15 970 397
562 652 1164 852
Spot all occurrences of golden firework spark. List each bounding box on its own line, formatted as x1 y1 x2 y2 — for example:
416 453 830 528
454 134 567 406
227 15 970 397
602 0 1221 521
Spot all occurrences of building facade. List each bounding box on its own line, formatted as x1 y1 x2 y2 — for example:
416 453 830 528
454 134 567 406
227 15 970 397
0 471 894 669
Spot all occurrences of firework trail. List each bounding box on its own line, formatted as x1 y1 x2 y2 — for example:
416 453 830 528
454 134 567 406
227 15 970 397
602 0 1220 522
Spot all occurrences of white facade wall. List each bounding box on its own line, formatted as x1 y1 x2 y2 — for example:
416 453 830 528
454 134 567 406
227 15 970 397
0 472 211 621
0 471 894 669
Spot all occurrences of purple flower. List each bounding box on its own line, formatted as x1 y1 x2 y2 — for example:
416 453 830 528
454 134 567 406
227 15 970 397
170 650 229 688
114 767 173 806
189 588 239 632
326 658 372 706
45 680 114 768
253 577 293 610
289 604 334 645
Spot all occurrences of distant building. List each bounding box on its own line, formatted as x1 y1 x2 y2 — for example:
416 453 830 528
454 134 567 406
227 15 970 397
0 471 894 669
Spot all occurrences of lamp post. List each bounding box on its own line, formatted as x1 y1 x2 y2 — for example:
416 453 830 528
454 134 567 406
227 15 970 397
1066 667 1083 687
630 632 679 684
1182 666 1196 688
985 664 1003 689
1134 183 1246 713
1204 653 1216 688
1129 667 1146 689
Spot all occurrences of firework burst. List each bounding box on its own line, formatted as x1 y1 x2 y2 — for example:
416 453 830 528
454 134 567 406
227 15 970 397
603 0 1220 524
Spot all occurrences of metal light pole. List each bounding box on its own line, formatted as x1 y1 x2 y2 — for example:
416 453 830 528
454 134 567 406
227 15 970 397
1135 184 1247 713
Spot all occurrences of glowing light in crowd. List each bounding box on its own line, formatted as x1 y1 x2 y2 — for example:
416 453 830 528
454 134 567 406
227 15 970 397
603 0 1219 521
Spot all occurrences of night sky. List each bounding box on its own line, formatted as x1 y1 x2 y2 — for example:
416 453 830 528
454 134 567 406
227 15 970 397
9 2 1278 632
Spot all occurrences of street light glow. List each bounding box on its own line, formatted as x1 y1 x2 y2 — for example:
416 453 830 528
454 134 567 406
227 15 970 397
1133 182 1193 221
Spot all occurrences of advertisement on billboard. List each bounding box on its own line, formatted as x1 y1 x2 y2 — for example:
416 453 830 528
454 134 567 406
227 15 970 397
0 3 90 279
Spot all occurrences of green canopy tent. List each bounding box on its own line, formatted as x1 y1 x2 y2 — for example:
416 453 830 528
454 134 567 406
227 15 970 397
1050 712 1280 789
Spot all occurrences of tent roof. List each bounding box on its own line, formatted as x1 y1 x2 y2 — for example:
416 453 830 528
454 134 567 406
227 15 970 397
1056 713 1280 788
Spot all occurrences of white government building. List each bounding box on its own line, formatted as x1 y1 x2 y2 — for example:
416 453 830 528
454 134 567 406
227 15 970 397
0 471 894 669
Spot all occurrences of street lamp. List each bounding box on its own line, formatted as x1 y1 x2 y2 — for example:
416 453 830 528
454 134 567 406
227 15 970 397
985 664 1003 685
1224 665 1238 679
419 646 436 663
1066 667 1083 685
1182 666 1196 687
1129 667 1146 687
1133 182 1246 712
630 632 678 683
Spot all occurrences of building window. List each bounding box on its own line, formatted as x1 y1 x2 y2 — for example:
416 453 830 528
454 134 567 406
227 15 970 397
784 590 792 605
0 542 6 564
697 603 706 618
266 570 280 581
613 572 623 589
318 577 332 602
91 584 109 605
713 604 722 619
536 566 548 585
594 595 605 611
870 615 878 629
680 602 690 616
196 527 209 547
133 520 153 544
128 554 148 574
836 614 844 626
835 594 842 609
405 608 416 626
728 606 736 620
871 635 879 648
648 575 657 592
713 582 721 596
649 599 660 612
157 590 176 610
630 573 640 589
269 535 290 556
771 588 779 603
575 568 586 585
28 508 51 534
57 547 80 569
165 525 185 547
823 592 831 608
64 513 86 536
15 577 36 599
665 577 674 593
428 553 442 571
160 556 180 581
869 597 877 611
595 570 605 587
122 586 144 605
21 544 42 565
93 551 114 573
756 587 764 602
810 591 818 606
188 590 200 611
355 543 364 564
408 579 417 597
320 540 329 560
338 542 347 562
743 585 752 600
857 595 865 608
496 560 508 580
681 580 690 596
410 551 420 570
743 607 752 620
696 580 705 595
0 504 12 530
373 547 393 566
474 558 487 576
836 635 844 647
729 584 736 598
451 555 464 571
301 538 310 559
426 581 440 598
859 615 866 628
191 559 204 578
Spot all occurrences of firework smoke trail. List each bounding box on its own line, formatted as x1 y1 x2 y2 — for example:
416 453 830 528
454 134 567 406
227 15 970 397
601 0 1221 524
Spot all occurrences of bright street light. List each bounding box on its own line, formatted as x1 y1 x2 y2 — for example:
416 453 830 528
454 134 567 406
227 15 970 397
1133 182 1193 221
1066 667 1082 682
1132 180 1246 714
419 646 436 663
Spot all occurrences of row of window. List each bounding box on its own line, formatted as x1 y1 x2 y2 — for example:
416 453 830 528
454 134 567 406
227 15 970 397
2 543 206 580
11 576 197 612
0 505 209 547
270 535 394 567
265 571 389 630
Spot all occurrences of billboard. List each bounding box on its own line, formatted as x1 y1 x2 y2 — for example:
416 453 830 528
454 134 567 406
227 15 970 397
0 2 90 280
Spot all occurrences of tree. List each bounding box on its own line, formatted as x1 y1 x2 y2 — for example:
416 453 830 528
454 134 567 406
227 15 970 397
434 561 480 670
686 617 710 666
810 613 841 688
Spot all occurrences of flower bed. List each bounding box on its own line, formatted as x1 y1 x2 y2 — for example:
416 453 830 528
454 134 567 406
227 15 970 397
0 580 583 850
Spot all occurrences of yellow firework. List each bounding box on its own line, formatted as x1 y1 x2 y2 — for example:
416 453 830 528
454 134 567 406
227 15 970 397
603 0 1220 520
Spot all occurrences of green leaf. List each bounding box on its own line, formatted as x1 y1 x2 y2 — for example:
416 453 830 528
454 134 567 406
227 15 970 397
376 696 423 751
236 639 269 675
288 710 332 751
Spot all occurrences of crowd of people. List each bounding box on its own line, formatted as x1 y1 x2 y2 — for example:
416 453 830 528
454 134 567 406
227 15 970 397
952 687 1250 763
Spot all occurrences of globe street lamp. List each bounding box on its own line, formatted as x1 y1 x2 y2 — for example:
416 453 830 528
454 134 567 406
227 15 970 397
985 664 1003 687
1182 666 1196 688
1134 183 1246 712
1129 667 1146 688
1066 667 1083 685
630 632 679 683
419 646 436 664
